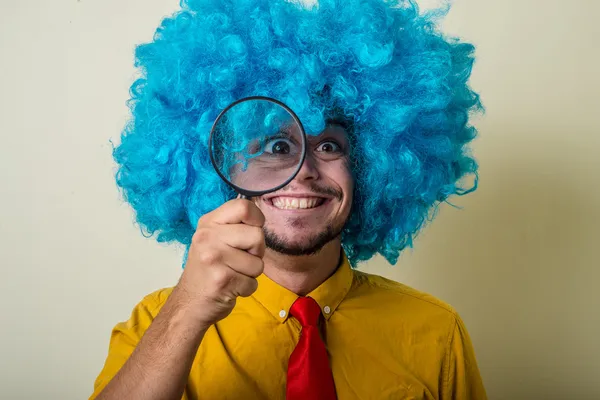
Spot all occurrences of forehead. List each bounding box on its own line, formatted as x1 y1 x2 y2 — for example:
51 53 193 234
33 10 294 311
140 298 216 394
306 123 349 142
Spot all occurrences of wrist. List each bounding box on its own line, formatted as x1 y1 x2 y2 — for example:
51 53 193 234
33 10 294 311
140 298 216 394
162 287 212 336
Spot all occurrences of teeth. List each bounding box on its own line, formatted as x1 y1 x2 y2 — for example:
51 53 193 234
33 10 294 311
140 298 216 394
271 197 323 210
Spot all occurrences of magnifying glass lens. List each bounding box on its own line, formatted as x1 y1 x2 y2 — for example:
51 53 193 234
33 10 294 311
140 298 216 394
210 98 306 195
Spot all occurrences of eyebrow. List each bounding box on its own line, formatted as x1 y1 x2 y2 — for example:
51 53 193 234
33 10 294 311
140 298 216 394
325 118 351 130
306 126 349 147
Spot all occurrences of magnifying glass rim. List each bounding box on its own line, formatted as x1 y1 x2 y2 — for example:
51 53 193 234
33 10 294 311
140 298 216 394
208 95 307 198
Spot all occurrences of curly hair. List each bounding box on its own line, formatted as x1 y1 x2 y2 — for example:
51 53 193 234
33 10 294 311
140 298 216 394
114 0 483 266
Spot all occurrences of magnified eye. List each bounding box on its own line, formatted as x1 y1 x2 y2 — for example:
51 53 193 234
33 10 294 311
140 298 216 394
265 138 292 154
263 134 301 155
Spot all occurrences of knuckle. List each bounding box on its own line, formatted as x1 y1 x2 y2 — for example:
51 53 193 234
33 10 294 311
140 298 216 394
219 296 237 307
197 249 221 266
210 267 233 289
197 212 211 225
236 200 252 220
193 228 211 243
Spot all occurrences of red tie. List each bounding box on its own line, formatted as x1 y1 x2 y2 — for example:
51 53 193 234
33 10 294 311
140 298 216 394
286 296 337 400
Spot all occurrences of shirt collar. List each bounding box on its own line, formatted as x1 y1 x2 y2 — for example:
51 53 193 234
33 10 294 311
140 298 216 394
252 251 354 323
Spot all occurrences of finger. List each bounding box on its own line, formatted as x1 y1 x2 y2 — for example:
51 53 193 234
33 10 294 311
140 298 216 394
220 246 265 278
203 199 265 227
231 273 259 298
214 224 265 258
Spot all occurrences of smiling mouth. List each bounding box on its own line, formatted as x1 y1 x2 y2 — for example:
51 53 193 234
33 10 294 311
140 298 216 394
267 196 328 210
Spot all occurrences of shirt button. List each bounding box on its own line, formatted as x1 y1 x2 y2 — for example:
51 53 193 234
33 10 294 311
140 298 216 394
279 310 287 318
324 306 331 314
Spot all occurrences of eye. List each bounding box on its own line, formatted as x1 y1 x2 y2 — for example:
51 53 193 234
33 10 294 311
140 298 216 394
316 140 342 154
264 138 293 154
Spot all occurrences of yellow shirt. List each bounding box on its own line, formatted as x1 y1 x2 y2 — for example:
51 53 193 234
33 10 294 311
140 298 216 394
91 255 487 399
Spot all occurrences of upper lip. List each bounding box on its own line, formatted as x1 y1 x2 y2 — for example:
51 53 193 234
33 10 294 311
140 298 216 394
264 192 331 200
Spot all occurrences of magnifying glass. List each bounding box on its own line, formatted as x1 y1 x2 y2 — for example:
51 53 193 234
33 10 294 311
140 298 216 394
209 96 307 199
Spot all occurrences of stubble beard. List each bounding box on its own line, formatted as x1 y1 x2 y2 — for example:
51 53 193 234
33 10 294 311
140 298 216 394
263 217 346 256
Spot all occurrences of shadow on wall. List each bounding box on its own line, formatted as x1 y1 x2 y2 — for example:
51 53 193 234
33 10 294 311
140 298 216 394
362 125 600 400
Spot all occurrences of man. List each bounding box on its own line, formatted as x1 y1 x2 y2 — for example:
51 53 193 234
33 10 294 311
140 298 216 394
91 0 486 398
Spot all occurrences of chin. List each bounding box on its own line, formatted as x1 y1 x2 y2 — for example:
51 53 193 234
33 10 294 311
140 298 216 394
263 225 342 257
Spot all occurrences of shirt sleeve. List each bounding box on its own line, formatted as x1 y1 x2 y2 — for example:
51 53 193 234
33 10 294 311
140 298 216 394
88 293 160 400
441 313 487 400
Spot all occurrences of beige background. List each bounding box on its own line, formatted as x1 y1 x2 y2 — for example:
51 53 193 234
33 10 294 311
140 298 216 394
1 0 599 399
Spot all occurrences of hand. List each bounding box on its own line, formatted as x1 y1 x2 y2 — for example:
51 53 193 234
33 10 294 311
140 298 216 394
175 199 266 329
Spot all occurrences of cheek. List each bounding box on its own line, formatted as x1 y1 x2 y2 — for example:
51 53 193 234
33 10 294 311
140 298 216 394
339 160 354 194
340 165 355 214
323 160 354 200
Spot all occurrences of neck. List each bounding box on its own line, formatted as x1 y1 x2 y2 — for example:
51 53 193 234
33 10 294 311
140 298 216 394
262 239 342 296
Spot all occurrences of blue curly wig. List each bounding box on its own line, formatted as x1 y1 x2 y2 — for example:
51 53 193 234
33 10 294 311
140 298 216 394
114 0 483 266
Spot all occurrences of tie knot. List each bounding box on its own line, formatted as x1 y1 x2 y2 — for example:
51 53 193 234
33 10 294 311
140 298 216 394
290 297 322 327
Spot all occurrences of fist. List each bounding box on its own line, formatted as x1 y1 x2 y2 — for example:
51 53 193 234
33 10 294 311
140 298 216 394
176 199 266 328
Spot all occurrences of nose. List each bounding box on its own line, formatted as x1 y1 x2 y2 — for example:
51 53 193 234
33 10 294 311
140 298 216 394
294 151 320 181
